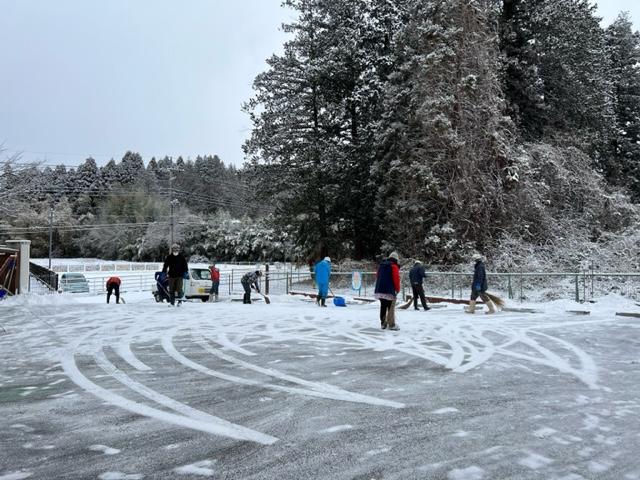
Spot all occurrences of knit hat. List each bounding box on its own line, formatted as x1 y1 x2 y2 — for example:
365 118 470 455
171 243 180 251
472 253 483 262
324 257 331 262
389 251 399 261
414 260 422 265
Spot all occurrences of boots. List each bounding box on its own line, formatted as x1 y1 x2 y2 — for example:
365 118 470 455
215 294 219 302
485 299 496 314
320 298 326 307
465 300 476 314
209 293 214 302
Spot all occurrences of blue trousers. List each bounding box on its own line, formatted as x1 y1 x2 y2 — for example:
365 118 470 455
317 282 329 299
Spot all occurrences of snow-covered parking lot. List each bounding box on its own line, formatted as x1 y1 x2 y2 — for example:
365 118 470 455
1 293 639 479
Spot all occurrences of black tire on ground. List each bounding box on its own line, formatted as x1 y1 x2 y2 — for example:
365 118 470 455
154 293 161 303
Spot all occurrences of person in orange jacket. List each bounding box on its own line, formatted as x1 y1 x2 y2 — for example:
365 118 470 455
106 276 121 304
209 264 220 302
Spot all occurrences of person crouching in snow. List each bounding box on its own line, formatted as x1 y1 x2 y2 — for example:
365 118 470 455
465 254 496 314
241 270 262 304
314 256 331 307
106 276 121 304
374 251 401 330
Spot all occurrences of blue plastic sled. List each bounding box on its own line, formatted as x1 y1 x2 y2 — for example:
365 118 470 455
333 296 346 307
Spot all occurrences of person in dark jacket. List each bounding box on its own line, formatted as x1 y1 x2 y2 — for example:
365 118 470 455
162 243 189 306
409 260 430 311
106 276 121 304
465 254 496 314
374 251 401 330
241 270 262 304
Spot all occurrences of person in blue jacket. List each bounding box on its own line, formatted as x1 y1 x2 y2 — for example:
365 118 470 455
465 253 496 314
314 257 332 307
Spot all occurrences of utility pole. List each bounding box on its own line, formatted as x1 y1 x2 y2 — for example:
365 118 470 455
162 163 182 247
170 199 179 245
48 203 53 270
170 200 174 245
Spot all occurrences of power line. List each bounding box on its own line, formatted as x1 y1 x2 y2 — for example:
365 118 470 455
1 221 165 232
0 219 217 234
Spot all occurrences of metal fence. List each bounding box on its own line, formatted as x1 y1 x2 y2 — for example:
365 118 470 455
418 271 640 303
45 262 163 273
266 270 640 303
22 263 640 303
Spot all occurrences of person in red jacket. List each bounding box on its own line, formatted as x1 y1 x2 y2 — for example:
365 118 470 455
374 251 401 330
106 276 121 304
209 264 220 302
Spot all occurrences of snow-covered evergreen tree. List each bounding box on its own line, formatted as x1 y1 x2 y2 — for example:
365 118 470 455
501 0 615 158
100 159 119 187
117 151 145 185
374 0 514 261
605 12 640 200
245 0 407 259
244 0 346 258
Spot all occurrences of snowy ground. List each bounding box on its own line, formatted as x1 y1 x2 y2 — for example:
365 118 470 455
1 293 639 480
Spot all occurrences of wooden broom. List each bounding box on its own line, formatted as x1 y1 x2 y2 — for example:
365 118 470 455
485 292 505 309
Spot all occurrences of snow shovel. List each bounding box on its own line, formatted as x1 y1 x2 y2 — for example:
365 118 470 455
329 288 346 307
256 289 271 304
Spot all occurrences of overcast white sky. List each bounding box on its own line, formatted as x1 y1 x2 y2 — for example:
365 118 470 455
0 1 638 168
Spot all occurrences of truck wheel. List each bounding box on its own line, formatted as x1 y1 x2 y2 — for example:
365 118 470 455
154 293 161 303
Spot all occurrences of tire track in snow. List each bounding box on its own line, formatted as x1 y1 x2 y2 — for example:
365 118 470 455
193 334 404 408
162 328 403 408
61 329 277 444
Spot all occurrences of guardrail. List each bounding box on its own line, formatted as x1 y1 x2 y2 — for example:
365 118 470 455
29 262 58 292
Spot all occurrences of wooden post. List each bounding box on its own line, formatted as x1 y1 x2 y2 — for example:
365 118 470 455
265 263 269 295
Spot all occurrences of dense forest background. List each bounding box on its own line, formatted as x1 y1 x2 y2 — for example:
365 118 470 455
2 0 640 270
0 153 288 262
